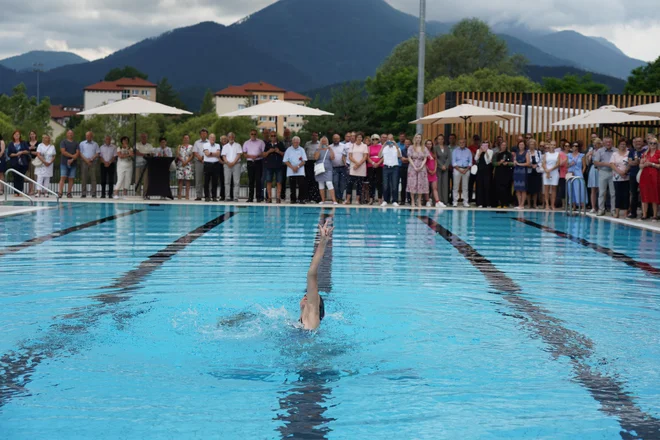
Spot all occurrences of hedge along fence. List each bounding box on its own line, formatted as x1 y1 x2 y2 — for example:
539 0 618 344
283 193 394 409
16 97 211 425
423 91 660 146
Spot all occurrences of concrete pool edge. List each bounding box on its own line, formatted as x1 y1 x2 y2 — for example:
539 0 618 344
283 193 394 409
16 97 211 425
0 205 54 218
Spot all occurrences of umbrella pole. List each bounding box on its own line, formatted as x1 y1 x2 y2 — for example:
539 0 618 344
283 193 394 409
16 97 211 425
133 114 137 196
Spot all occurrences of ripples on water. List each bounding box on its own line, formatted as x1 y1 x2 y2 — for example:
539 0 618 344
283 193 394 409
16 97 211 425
0 205 659 439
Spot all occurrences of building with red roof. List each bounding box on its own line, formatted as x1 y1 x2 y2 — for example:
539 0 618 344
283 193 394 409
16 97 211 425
83 78 157 117
215 81 311 134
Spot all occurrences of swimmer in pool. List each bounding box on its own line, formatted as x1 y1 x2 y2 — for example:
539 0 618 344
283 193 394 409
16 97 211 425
300 219 333 330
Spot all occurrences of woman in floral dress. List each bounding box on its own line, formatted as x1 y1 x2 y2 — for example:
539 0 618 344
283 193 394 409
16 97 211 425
176 134 194 199
407 134 429 208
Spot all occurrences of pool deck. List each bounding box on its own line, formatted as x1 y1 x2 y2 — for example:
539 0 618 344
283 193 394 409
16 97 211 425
2 196 659 233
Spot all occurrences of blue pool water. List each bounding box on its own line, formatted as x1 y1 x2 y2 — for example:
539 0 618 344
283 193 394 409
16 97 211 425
1 203 659 439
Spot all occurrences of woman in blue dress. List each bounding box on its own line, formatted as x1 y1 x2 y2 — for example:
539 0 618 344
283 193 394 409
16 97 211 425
512 140 529 209
567 142 587 210
7 130 31 196
585 138 601 213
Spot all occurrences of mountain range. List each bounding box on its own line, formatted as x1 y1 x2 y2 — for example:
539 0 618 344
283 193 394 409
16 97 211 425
0 50 88 72
0 0 647 109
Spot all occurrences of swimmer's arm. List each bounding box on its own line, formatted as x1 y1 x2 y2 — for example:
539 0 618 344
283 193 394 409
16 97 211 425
306 236 328 298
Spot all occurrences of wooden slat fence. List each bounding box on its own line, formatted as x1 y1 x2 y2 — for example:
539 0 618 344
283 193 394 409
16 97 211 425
424 92 660 146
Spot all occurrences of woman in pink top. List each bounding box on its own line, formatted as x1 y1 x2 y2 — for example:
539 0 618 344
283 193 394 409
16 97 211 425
344 133 369 205
555 141 570 209
425 140 440 207
367 134 384 205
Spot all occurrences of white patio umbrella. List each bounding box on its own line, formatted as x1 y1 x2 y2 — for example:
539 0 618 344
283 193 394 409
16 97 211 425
220 100 333 118
552 105 660 127
410 104 521 139
614 101 660 118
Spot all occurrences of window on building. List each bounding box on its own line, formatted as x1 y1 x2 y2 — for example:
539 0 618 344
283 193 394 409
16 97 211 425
122 90 130 99
260 95 268 100
145 90 151 97
238 104 246 110
269 117 276 122
252 95 259 106
259 117 267 122
132 89 139 95
270 95 278 100
283 117 288 122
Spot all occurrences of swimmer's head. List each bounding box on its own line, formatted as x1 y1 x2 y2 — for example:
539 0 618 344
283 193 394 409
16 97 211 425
300 295 325 322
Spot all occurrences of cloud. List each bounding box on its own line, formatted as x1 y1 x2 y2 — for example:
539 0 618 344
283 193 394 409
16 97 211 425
0 0 657 63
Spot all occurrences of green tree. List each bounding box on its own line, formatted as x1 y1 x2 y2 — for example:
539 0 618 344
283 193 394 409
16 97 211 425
542 74 609 94
625 56 660 94
365 67 420 136
380 19 525 79
0 83 52 136
199 89 215 115
164 113 256 148
302 82 377 137
427 69 542 97
156 77 187 110
104 66 148 81
0 111 13 141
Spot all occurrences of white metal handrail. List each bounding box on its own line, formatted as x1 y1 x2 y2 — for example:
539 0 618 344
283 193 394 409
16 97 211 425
565 176 587 216
5 169 60 203
1 180 35 205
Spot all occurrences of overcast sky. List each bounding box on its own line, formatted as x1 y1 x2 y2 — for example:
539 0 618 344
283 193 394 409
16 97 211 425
0 0 657 63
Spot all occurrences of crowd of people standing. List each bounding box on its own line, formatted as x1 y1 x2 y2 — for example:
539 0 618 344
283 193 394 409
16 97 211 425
1 127 659 220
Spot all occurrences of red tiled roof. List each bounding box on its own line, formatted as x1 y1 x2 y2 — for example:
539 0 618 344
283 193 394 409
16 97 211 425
215 81 287 96
85 77 156 91
215 85 251 97
284 91 310 101
50 105 78 119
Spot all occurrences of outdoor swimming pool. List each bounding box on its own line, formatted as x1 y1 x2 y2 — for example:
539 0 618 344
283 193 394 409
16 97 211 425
1 203 659 439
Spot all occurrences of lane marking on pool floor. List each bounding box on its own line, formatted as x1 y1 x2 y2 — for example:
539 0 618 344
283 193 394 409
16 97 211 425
0 211 238 409
513 218 660 279
418 215 660 439
0 209 144 258
277 209 336 439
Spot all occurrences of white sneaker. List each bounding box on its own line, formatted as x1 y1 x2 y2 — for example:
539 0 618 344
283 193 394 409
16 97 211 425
589 209 596 214
426 201 432 207
392 202 399 207
436 201 446 208
333 201 338 205
478 205 483 208
452 202 458 207
113 195 120 199
319 201 324 205
380 201 387 207
463 202 470 207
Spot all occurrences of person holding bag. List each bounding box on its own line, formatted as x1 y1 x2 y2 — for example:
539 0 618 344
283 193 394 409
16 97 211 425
314 136 337 205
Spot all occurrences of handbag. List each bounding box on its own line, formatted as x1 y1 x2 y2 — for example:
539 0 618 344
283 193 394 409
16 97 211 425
32 157 44 168
314 150 329 175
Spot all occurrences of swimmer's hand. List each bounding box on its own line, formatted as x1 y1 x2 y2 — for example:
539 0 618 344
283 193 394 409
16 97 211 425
319 219 334 240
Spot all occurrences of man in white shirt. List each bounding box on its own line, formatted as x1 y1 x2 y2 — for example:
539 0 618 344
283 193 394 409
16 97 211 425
203 133 222 202
221 132 242 202
79 131 100 198
283 136 308 204
135 132 154 198
379 135 402 206
99 135 117 199
193 128 209 200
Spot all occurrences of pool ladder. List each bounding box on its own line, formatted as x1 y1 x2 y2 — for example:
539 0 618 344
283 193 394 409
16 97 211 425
565 176 587 216
2 169 60 205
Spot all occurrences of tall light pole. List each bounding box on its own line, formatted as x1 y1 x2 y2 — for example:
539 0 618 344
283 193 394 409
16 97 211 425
33 62 44 103
415 0 426 135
